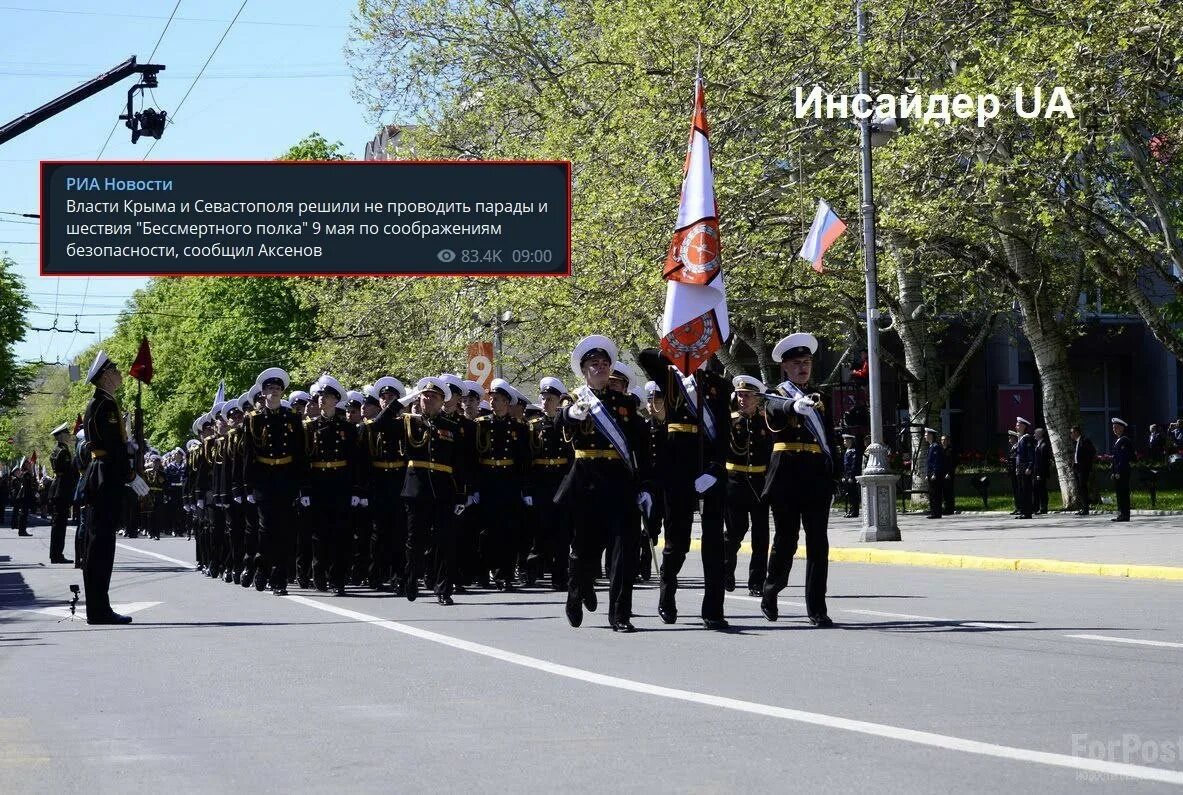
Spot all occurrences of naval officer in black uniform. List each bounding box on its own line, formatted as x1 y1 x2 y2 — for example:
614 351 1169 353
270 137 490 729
81 350 150 624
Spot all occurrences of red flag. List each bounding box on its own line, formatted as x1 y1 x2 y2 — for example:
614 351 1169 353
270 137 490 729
129 337 153 384
660 76 730 373
73 414 83 434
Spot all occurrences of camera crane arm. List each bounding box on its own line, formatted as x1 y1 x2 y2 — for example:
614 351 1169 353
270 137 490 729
0 56 165 147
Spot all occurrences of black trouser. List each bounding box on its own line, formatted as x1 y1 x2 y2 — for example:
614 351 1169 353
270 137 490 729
368 480 406 588
844 477 861 516
1009 472 1018 511
530 484 568 588
1075 467 1091 512
941 475 954 515
241 501 259 583
639 485 664 577
224 501 244 576
206 495 226 574
351 503 371 584
568 483 638 624
764 498 830 619
481 474 521 583
11 501 28 532
74 506 87 568
1114 471 1131 518
307 477 351 589
1033 476 1049 513
927 476 942 517
660 481 726 620
83 495 121 620
724 475 769 592
255 482 296 589
1016 472 1033 517
50 500 70 558
295 501 313 584
406 498 456 596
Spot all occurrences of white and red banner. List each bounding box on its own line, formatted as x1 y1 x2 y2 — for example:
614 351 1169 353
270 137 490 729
660 77 730 373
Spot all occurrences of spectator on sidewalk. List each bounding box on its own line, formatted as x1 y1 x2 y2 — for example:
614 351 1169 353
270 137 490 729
1006 429 1020 515
1169 419 1183 452
1070 424 1096 516
1014 417 1035 520
1033 428 1051 514
1147 424 1167 463
940 434 958 515
1111 418 1133 523
10 458 35 536
924 428 943 519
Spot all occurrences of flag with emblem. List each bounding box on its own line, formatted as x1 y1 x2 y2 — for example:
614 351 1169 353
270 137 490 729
660 74 730 373
129 337 153 384
212 379 225 411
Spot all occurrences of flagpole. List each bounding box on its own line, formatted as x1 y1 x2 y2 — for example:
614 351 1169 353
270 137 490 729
855 0 900 541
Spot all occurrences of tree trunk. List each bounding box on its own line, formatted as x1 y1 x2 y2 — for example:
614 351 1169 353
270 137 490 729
892 251 942 480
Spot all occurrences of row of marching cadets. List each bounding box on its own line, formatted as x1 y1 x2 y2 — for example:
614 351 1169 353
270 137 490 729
154 327 840 631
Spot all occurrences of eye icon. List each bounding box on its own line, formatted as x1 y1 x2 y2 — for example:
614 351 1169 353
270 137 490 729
437 249 457 263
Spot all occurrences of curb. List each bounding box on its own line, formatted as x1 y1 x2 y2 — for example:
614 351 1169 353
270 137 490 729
938 509 1183 517
682 540 1183 582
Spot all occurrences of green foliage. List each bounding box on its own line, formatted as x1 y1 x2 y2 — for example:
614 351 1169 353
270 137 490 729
279 132 352 161
0 257 34 412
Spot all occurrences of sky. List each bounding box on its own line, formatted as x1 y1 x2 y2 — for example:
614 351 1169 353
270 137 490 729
0 0 380 366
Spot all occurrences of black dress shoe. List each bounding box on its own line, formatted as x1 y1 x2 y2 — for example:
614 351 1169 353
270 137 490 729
452 584 467 594
502 582 517 593
335 586 347 597
747 587 761 597
50 557 73 564
1111 516 1130 522
255 577 268 592
760 597 778 622
808 614 835 628
437 593 454 606
582 589 597 612
703 617 730 631
273 586 288 596
611 618 636 633
724 573 736 592
17 530 31 537
565 599 583 628
658 604 677 625
406 581 418 602
87 612 133 625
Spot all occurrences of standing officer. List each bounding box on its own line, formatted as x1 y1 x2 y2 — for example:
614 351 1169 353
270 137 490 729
759 333 837 628
361 376 407 592
1111 418 1133 522
557 336 654 632
401 376 471 605
1033 428 1051 514
723 376 772 597
1069 424 1096 516
474 378 531 590
528 376 573 590
940 434 958 515
48 422 78 563
841 433 860 519
303 375 363 596
242 369 305 594
1014 417 1034 520
80 351 150 625
924 428 943 519
1006 429 1020 514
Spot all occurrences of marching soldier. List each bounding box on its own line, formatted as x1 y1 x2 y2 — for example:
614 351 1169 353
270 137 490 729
48 422 78 563
80 350 150 624
360 376 407 592
527 377 573 590
636 349 730 630
440 373 478 591
759 333 837 628
723 376 772 597
242 368 305 594
222 399 248 582
841 433 860 519
401 376 471 605
638 380 666 582
345 389 372 585
557 336 654 632
143 454 166 540
474 378 531 591
302 375 364 596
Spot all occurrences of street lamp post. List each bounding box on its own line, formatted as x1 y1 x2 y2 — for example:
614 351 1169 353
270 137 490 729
855 0 900 541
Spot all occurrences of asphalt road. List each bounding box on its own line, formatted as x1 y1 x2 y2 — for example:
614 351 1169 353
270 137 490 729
2 517 1183 792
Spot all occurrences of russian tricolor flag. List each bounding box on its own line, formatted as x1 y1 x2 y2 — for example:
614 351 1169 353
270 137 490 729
798 199 847 273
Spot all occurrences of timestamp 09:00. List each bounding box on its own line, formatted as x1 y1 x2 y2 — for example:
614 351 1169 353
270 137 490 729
459 249 554 264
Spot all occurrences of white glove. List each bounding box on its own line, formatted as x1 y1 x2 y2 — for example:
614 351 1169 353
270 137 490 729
522 495 533 507
637 491 653 517
299 496 310 508
466 492 480 507
359 498 369 507
792 397 815 415
351 495 361 507
197 499 205 509
453 503 466 516
233 496 243 504
566 403 589 421
128 474 150 497
246 494 256 504
694 473 717 494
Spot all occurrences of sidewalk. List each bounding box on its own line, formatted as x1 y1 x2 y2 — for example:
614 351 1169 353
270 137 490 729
692 511 1183 582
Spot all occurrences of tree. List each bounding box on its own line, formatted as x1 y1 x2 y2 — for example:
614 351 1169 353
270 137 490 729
0 256 34 412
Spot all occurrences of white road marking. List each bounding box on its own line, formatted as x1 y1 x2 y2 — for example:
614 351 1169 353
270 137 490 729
284 594 1183 785
116 543 197 569
112 543 1183 782
1065 634 1183 649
